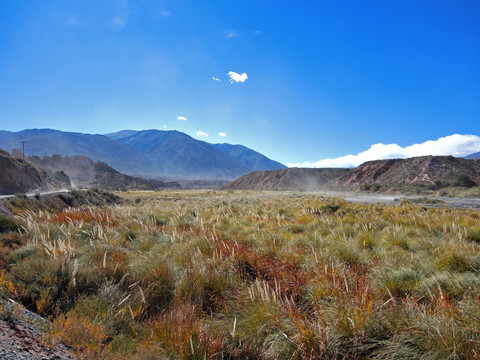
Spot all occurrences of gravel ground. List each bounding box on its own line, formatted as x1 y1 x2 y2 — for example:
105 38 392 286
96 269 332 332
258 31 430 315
0 299 74 360
340 193 480 209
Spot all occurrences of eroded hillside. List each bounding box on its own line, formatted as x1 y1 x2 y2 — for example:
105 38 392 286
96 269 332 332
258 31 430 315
0 149 69 195
336 156 480 190
223 167 350 191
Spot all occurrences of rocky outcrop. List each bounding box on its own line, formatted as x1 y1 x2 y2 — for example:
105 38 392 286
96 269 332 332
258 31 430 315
26 153 181 190
0 149 49 195
336 156 480 189
334 159 400 187
39 169 71 190
223 168 350 191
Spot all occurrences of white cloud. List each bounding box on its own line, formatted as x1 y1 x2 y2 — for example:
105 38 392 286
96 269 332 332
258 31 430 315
212 76 221 82
228 71 248 84
218 132 227 137
196 131 208 137
287 134 480 168
177 116 187 121
67 16 80 25
163 125 167 128
110 15 127 30
160 11 171 17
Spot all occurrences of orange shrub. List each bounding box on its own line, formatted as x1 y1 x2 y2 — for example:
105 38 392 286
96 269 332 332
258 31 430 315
50 314 108 359
49 209 119 226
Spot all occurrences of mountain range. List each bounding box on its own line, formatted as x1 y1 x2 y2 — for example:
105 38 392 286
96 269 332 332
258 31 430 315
0 129 286 180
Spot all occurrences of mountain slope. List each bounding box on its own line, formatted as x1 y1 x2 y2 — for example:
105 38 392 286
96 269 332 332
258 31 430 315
107 130 251 179
223 168 350 191
466 152 480 159
336 156 480 188
0 129 153 176
213 143 286 171
26 154 180 190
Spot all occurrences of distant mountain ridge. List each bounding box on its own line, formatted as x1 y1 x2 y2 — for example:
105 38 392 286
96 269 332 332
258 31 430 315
106 130 251 179
466 152 480 159
0 129 287 180
225 156 480 192
213 143 286 171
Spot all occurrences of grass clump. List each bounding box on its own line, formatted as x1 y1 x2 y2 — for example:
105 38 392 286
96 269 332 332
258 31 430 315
0 214 23 233
8 257 74 316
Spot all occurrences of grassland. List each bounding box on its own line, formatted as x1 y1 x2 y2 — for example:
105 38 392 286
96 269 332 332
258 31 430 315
1 190 480 359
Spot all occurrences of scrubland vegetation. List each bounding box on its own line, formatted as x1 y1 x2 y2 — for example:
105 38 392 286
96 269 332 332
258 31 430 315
1 190 480 359
361 174 480 197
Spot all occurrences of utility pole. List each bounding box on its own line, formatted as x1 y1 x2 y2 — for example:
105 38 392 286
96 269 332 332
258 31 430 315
19 141 27 161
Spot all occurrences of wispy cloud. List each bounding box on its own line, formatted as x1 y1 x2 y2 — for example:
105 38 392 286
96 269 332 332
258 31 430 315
287 134 480 168
224 30 238 38
177 116 187 121
212 76 221 82
218 132 227 137
67 16 80 26
196 131 209 137
110 15 127 30
228 71 248 84
159 11 171 17
254 30 262 34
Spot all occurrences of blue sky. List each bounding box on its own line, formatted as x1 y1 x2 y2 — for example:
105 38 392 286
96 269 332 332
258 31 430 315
0 0 479 166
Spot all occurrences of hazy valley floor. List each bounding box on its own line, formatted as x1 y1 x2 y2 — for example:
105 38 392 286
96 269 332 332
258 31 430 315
338 192 480 209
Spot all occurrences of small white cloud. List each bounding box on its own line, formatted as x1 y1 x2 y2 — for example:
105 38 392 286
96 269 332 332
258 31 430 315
224 30 238 38
67 16 80 25
177 116 187 121
212 76 221 82
254 30 262 34
287 134 480 168
196 131 209 137
163 124 167 128
160 11 171 17
218 132 227 137
228 71 248 84
111 15 127 30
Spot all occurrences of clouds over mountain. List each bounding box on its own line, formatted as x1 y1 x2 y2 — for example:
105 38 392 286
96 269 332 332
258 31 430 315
289 134 480 168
